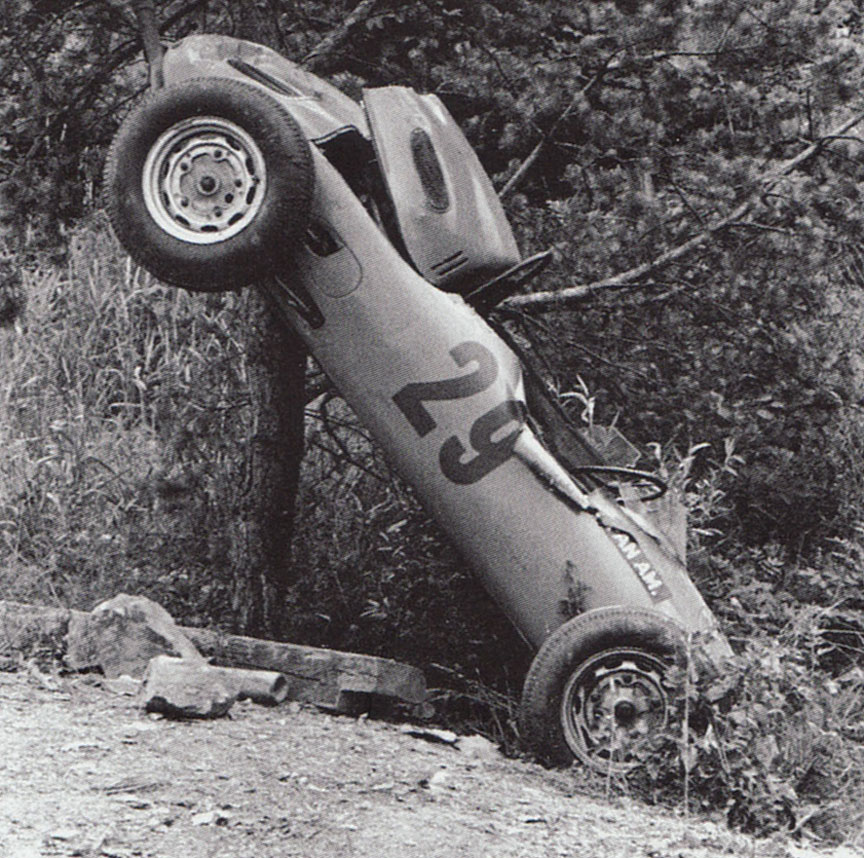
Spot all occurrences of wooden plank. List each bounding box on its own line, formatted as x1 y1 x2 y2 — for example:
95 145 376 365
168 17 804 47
182 626 427 706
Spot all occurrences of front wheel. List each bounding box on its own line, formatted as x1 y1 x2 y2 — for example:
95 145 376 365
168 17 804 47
104 77 315 292
519 606 688 773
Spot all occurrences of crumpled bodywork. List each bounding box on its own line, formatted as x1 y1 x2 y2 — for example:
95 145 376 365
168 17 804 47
156 34 728 658
161 35 368 141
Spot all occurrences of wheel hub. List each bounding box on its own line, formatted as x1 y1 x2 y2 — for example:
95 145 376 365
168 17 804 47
561 647 670 772
613 699 637 726
142 116 267 245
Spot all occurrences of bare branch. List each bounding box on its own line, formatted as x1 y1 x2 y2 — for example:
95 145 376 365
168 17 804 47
499 138 546 201
503 109 864 312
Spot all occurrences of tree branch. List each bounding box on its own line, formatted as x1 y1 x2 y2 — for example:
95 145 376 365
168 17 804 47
129 0 164 88
503 109 864 312
302 0 381 73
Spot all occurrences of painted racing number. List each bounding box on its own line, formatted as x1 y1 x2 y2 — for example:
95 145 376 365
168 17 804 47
393 341 525 485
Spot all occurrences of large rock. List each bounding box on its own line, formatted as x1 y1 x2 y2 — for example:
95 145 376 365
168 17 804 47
142 655 235 719
141 657 289 713
0 601 73 662
66 593 203 679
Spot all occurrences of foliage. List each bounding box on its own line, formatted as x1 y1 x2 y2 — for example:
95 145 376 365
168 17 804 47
0 0 863 846
0 217 262 623
626 611 864 847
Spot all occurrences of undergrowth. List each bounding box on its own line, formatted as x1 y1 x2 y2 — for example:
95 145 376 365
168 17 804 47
0 217 252 620
635 603 864 848
0 219 862 848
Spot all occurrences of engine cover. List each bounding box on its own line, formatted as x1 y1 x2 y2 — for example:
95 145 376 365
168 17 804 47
364 87 521 293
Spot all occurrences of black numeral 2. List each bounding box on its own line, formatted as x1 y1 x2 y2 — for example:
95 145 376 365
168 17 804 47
393 341 524 485
392 341 498 436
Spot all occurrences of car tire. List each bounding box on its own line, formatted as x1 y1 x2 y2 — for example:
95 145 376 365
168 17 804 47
519 606 688 772
104 77 314 292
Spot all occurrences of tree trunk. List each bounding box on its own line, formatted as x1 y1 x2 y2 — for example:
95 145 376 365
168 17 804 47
227 7 307 637
228 291 306 637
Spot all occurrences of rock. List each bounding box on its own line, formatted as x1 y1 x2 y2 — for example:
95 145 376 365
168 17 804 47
66 593 203 679
457 734 499 760
400 725 459 745
141 655 235 719
102 675 142 697
190 809 233 826
419 767 455 796
141 654 289 708
25 660 63 692
218 666 290 706
0 600 73 660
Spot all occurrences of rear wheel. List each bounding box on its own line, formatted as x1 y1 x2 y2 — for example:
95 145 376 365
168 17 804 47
105 77 314 292
520 607 687 772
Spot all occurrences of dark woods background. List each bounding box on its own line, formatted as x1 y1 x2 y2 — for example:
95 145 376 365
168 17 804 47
1 0 864 839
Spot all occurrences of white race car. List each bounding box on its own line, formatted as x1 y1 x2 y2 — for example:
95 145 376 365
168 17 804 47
105 29 730 772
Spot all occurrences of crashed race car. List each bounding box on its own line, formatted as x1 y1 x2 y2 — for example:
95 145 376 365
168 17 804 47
104 25 731 772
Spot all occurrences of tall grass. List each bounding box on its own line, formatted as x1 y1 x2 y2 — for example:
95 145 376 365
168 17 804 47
0 216 251 617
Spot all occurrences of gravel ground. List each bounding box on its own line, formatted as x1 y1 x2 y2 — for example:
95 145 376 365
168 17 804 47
1 670 860 858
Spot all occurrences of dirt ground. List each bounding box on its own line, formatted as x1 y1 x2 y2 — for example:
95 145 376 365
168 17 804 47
0 670 859 858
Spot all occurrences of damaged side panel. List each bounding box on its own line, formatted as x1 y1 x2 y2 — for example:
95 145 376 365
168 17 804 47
363 86 521 293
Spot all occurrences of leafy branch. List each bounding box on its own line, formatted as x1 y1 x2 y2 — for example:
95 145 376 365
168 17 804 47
503 109 864 312
498 56 617 201
302 0 382 73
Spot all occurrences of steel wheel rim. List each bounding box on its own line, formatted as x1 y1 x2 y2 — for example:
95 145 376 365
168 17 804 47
142 115 267 245
561 647 670 772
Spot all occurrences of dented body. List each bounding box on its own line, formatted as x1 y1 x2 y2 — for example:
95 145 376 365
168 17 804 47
159 36 728 655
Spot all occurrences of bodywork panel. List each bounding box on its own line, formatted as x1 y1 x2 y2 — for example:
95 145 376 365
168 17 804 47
364 87 521 292
266 151 726 653
161 35 369 142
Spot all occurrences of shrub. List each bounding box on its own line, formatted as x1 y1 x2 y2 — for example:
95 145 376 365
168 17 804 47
628 610 864 847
